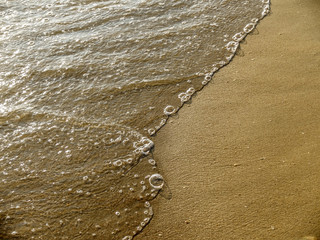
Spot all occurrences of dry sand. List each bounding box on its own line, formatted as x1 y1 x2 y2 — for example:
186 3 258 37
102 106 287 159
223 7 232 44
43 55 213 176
136 0 320 239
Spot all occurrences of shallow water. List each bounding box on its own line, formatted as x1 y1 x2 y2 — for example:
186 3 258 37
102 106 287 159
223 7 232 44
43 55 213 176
0 0 270 239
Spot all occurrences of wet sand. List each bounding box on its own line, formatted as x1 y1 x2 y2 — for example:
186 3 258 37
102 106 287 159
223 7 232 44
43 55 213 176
136 0 320 239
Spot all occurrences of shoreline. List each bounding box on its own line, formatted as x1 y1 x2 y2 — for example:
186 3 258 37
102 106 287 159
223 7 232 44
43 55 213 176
136 0 320 239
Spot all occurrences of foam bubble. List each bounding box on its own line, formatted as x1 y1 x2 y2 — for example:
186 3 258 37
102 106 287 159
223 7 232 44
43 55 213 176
262 4 270 16
144 201 151 208
226 41 239 53
149 174 164 189
202 80 208 86
232 32 244 42
133 137 154 155
125 158 133 164
205 74 211 81
212 67 219 72
186 87 195 96
148 128 155 136
178 87 196 103
113 160 123 167
178 92 190 103
164 105 176 116
82 176 89 181
148 159 156 166
159 118 167 127
243 23 255 33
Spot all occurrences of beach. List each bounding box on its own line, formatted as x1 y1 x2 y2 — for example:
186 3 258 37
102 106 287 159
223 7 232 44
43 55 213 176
136 0 320 239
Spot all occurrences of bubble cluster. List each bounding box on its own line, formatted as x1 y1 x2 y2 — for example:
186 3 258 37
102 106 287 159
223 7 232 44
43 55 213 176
178 92 191 103
133 137 154 155
0 118 161 239
178 87 196 103
262 3 270 16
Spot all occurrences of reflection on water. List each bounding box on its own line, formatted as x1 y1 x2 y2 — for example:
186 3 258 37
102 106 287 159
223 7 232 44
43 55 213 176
0 0 270 239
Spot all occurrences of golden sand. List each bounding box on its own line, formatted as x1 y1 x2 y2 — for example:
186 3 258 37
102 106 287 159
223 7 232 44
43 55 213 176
136 0 320 239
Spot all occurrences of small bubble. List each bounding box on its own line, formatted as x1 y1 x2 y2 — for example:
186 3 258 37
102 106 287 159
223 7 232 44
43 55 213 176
140 221 146 227
148 159 156 166
164 105 175 116
148 128 155 135
186 87 195 96
159 118 166 126
125 158 133 164
205 74 211 81
115 211 120 216
113 160 122 167
83 176 89 181
144 201 150 208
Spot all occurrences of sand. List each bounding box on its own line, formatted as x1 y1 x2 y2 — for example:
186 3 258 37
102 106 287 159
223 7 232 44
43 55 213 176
135 0 320 239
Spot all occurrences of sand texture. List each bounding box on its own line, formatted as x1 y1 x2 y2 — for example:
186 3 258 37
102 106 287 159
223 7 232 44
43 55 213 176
136 0 320 239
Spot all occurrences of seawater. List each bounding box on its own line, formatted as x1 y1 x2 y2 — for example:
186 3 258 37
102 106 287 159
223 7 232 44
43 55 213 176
0 0 270 239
